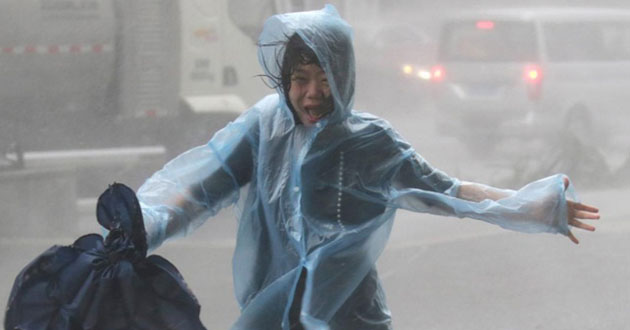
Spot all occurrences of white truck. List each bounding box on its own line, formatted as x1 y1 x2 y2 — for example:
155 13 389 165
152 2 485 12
0 0 277 202
0 0 272 157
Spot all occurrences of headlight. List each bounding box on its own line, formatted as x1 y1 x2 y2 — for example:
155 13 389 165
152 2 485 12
417 69 432 80
402 64 432 80
402 64 413 75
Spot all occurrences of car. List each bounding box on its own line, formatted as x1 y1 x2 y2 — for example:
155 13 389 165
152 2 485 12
353 22 436 110
430 7 630 163
367 23 434 79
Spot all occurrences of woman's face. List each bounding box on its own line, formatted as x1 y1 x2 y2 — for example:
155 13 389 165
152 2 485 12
288 63 333 126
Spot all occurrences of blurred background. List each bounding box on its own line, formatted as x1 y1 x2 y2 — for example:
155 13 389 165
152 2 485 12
1 0 629 329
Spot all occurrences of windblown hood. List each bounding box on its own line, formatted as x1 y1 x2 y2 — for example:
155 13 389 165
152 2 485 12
257 4 355 122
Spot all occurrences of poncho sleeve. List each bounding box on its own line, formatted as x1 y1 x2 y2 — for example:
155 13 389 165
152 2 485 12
390 138 573 236
393 152 460 196
137 99 265 250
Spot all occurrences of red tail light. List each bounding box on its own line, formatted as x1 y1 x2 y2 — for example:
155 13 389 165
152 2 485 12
523 64 543 100
524 64 542 84
431 65 445 82
476 20 495 30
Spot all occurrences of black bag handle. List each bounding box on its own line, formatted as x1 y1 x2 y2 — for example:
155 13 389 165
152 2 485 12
96 183 148 256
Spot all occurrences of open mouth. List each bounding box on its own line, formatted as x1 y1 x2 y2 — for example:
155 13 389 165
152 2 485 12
304 105 330 122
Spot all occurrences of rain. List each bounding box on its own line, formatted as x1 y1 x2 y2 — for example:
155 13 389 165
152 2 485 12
1 0 629 329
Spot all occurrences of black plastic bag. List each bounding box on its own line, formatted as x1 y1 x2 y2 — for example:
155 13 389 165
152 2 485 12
5 183 206 330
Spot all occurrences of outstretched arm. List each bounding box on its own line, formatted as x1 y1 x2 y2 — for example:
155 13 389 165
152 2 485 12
388 132 598 239
456 178 599 244
138 136 254 250
159 138 254 243
456 181 514 202
137 112 258 250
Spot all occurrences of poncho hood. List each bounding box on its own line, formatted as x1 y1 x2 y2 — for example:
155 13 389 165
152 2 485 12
257 4 355 125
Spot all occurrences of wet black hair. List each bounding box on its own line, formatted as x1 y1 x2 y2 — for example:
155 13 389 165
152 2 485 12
280 34 321 97
258 33 335 123
258 33 322 101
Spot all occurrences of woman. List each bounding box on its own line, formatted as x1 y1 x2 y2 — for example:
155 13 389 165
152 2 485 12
137 5 599 329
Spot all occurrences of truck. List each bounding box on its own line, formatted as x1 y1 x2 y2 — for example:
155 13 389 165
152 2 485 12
0 0 279 199
0 0 275 155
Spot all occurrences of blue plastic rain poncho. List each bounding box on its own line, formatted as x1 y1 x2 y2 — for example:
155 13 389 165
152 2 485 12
137 5 574 330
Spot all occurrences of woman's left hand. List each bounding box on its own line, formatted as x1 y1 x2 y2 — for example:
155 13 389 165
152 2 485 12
564 177 600 244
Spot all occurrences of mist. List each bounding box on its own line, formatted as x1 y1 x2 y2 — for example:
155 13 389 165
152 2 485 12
2 1 629 329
